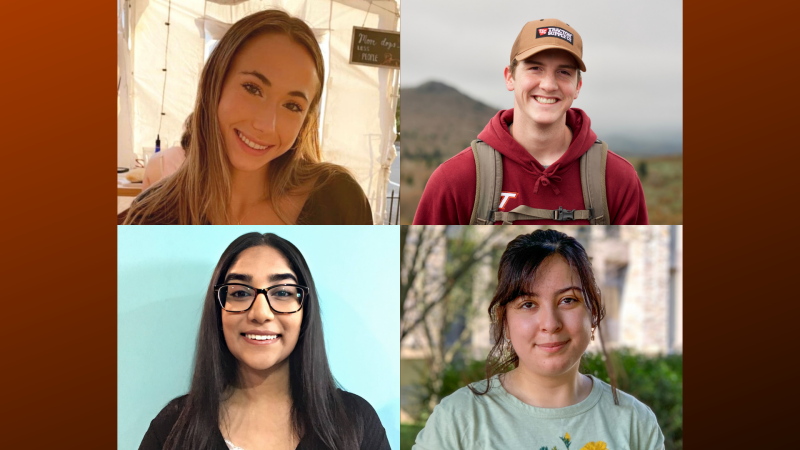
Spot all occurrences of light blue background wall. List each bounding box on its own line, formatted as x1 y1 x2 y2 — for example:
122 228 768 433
118 226 400 450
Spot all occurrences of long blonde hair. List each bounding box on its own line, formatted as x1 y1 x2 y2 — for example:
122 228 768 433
124 9 347 224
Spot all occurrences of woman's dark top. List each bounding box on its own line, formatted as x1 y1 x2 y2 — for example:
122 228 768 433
296 172 373 225
138 390 390 450
118 172 373 225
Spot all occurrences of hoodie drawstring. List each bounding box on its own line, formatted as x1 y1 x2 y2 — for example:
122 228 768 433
533 164 562 195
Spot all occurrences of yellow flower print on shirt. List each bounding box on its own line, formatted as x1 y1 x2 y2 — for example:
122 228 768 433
560 433 572 449
579 442 609 450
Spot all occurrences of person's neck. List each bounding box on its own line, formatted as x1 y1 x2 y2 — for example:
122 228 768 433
229 167 270 224
503 364 592 408
229 358 292 408
508 112 572 167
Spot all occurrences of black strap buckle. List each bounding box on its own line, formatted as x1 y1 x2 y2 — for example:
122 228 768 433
555 206 575 221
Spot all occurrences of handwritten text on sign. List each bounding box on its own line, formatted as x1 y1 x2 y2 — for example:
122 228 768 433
349 26 400 68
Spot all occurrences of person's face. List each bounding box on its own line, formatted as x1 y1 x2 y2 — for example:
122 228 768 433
221 246 304 374
504 49 582 127
217 33 319 173
505 255 592 379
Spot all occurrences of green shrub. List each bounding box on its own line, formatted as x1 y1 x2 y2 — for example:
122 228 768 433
400 424 424 450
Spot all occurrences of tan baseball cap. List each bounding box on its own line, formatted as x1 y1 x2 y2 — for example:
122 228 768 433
510 19 586 72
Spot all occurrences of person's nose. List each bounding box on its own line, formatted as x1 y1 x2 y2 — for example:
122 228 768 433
248 291 275 323
539 70 558 92
539 304 562 333
252 102 278 135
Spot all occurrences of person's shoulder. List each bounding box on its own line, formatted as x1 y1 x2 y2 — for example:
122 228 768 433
419 147 477 199
319 170 362 190
591 377 664 449
313 170 368 204
337 389 377 413
604 148 639 176
435 378 495 413
138 394 189 449
152 394 189 428
301 170 372 224
412 381 489 450
436 147 477 178
337 390 390 449
592 377 658 420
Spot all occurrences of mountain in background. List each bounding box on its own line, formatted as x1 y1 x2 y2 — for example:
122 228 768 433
401 81 497 162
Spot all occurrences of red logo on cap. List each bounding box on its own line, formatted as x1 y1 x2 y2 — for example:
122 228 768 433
538 28 548 36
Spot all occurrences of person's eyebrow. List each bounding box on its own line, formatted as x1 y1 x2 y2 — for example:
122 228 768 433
241 70 309 102
241 70 271 86
521 285 583 297
225 272 252 283
523 60 576 70
269 273 298 284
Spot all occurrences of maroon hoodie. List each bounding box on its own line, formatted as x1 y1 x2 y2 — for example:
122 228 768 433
412 108 648 225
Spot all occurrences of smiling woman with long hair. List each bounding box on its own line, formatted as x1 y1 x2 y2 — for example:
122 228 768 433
121 10 372 225
138 233 389 450
413 230 664 450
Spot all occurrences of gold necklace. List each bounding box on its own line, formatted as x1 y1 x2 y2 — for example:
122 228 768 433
229 208 251 225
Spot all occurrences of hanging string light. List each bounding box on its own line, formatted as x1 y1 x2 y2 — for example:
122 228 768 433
156 0 173 148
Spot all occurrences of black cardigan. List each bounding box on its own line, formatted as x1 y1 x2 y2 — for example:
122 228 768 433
138 390 390 450
119 172 374 225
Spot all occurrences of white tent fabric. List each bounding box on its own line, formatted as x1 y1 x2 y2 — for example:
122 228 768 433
117 0 399 224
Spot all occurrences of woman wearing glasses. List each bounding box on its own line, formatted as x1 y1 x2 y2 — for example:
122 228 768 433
138 232 389 450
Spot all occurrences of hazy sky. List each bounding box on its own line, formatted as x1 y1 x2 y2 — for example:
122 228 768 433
401 0 682 138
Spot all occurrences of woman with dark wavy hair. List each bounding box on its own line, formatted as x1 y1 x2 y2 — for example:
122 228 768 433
139 232 389 450
413 229 664 450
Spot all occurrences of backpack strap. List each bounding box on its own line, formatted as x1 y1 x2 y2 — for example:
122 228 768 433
493 205 591 224
469 139 601 225
579 139 611 225
469 139 503 225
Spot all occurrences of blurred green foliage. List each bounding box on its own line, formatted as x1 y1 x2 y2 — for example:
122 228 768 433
400 424 424 450
403 350 682 450
581 350 683 450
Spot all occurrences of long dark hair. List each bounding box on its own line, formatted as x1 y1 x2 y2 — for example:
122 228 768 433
163 232 361 449
470 229 619 405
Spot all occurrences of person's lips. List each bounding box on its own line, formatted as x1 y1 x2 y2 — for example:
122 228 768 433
234 128 275 156
536 339 569 352
532 95 560 105
241 329 282 345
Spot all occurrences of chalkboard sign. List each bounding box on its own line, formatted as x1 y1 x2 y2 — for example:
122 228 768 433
349 26 400 69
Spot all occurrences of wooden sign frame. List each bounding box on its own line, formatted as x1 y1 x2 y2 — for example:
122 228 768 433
349 26 400 69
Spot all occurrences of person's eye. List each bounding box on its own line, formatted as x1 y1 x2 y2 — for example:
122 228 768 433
284 102 304 113
232 289 251 298
242 82 262 96
518 300 537 310
561 297 579 305
272 289 292 297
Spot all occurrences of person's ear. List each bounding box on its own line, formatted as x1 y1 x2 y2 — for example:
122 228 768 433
504 66 515 92
574 77 582 100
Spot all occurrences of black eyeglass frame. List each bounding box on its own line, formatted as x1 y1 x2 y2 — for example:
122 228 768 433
213 282 307 314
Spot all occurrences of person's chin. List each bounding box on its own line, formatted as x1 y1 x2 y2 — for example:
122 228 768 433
227 151 272 173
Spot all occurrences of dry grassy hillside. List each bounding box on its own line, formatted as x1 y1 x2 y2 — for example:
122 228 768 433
400 81 497 223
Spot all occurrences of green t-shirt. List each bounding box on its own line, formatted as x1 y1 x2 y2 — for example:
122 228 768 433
413 375 665 450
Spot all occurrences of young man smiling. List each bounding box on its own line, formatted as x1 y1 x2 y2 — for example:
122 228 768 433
412 19 648 225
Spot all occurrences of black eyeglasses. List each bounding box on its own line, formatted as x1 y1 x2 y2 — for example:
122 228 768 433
214 283 307 314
